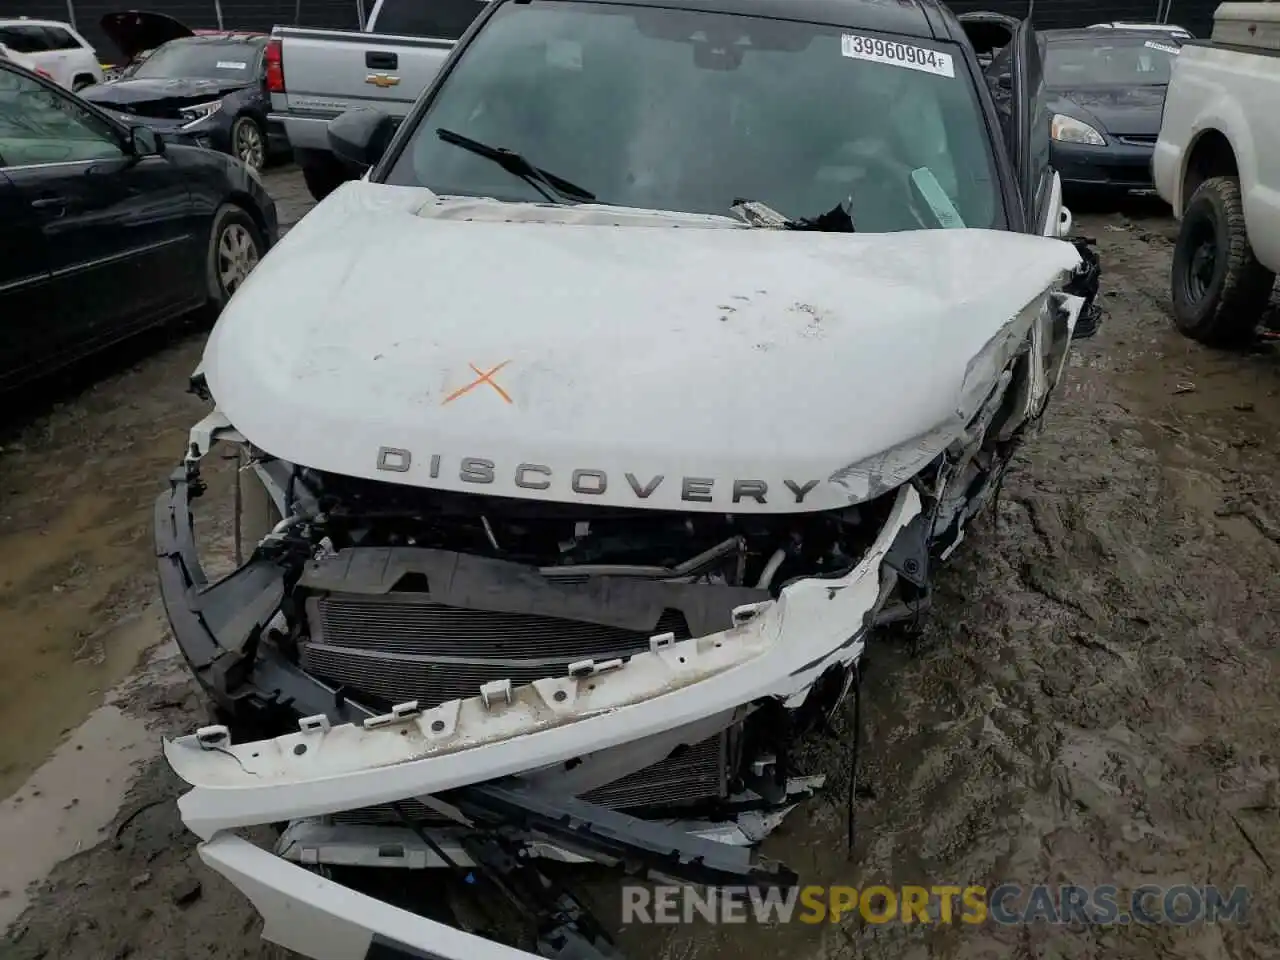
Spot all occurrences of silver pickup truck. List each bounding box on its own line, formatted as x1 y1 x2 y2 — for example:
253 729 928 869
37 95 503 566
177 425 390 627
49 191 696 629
268 0 487 200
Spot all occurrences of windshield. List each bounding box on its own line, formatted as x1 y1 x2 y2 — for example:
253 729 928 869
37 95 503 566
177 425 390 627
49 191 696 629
385 0 1003 232
1044 37 1179 87
131 39 261 80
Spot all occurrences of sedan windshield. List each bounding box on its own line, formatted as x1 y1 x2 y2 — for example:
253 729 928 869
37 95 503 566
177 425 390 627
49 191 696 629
385 0 1003 232
132 39 261 80
1044 36 1180 88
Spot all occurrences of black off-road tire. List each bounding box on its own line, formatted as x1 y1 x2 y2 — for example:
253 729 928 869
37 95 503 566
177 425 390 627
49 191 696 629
72 75 95 92
1171 176 1276 345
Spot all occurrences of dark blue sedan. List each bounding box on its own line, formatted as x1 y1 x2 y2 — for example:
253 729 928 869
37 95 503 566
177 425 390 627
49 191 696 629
81 13 287 170
1040 27 1184 194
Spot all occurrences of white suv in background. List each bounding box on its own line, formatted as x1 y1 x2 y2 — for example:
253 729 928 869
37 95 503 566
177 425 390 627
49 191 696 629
0 18 103 90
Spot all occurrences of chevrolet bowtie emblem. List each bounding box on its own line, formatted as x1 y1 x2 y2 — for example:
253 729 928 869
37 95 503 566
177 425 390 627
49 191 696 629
365 73 401 88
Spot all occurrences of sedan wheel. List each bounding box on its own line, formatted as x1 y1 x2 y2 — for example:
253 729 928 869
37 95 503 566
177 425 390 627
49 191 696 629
204 204 266 316
217 221 260 296
232 117 265 171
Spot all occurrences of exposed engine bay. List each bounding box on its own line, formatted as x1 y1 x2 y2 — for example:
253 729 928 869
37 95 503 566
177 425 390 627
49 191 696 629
174 447 902 814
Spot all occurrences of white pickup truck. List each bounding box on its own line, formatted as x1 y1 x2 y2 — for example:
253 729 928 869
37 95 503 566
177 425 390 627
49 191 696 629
1153 1 1280 344
268 0 487 200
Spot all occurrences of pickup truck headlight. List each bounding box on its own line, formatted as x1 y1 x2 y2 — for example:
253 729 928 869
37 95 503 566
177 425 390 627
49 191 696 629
180 100 223 129
1051 114 1105 146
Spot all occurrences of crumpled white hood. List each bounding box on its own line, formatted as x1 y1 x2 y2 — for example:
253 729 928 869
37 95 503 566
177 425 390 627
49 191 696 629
204 182 1081 513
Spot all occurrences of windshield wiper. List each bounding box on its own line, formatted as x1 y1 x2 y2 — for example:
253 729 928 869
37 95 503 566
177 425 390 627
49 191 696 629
730 198 855 233
435 128 595 204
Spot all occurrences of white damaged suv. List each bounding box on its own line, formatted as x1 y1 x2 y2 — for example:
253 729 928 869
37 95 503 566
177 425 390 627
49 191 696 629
155 0 1100 957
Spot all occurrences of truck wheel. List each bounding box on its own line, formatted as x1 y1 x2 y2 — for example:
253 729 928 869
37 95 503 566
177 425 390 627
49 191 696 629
1171 176 1276 345
299 152 351 202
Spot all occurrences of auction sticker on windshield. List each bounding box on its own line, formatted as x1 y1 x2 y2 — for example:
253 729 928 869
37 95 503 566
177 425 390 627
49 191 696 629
216 60 247 69
841 34 955 78
1144 41 1179 54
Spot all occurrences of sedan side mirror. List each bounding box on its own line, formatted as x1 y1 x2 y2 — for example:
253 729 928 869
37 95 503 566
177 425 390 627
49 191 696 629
129 124 164 158
328 108 396 170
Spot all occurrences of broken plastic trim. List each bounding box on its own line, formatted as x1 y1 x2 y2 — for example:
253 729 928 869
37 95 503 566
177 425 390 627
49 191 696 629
1065 236 1103 339
445 779 798 888
275 802 811 870
153 462 375 726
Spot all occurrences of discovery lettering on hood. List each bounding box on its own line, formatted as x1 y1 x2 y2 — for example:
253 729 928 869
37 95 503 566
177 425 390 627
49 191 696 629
374 448 822 504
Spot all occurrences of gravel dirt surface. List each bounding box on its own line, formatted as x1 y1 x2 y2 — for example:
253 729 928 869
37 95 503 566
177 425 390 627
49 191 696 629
2 176 1279 960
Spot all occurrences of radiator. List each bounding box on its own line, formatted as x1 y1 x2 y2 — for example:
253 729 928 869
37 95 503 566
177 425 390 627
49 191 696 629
332 733 728 825
302 593 691 707
301 591 727 813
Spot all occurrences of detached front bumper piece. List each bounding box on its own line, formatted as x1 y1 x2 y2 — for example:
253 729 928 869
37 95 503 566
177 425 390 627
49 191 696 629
202 833 537 960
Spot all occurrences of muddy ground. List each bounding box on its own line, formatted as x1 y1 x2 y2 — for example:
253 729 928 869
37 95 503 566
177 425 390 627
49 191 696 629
1 177 1278 960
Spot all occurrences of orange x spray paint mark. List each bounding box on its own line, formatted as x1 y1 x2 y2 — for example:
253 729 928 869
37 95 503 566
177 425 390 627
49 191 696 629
441 361 514 406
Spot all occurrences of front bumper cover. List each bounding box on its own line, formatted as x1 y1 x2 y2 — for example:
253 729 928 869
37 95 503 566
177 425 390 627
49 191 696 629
1051 139 1156 190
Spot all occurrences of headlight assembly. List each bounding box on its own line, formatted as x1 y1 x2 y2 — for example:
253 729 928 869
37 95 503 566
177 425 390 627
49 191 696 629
1051 114 1105 146
180 100 223 129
